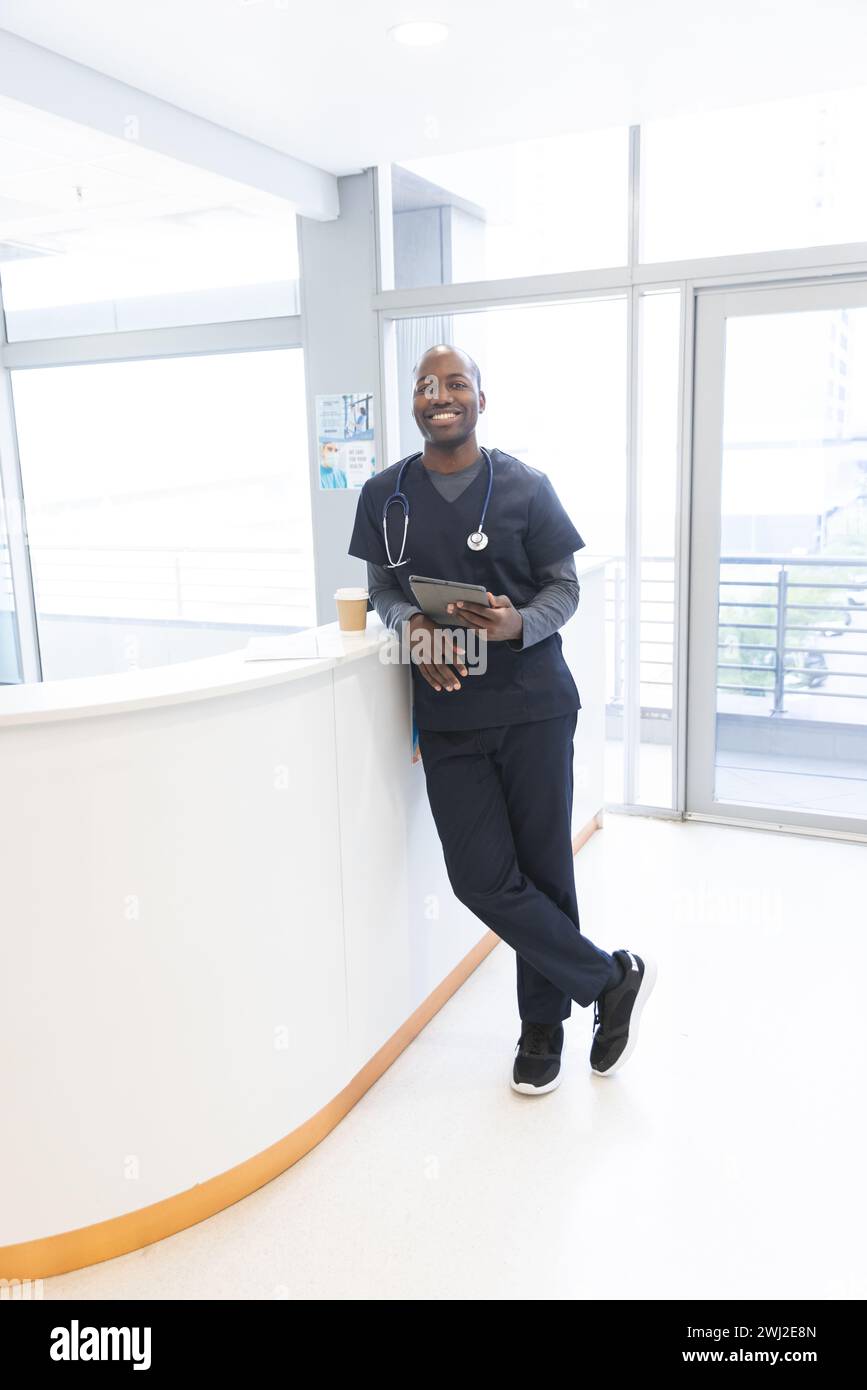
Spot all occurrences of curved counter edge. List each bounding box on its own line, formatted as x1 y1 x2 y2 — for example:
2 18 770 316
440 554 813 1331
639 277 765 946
0 931 501 1281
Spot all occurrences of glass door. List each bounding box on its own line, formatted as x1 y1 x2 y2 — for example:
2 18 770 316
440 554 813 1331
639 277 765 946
687 278 867 837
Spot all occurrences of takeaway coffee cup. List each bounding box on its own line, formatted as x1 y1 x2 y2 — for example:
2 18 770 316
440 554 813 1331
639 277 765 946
335 586 369 632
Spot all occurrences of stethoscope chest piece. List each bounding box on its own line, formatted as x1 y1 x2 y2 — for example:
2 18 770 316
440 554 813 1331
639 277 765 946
467 530 488 552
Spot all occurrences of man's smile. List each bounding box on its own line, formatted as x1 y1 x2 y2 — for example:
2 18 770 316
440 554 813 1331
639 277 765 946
426 407 463 423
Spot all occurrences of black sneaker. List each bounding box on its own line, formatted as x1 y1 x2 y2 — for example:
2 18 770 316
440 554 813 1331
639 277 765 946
589 949 657 1077
511 1021 565 1095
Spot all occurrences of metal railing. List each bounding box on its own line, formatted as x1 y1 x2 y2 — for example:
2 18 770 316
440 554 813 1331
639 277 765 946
605 554 867 716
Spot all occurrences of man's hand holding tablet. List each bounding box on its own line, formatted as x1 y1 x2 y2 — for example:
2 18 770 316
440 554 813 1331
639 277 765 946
405 574 523 693
446 592 523 643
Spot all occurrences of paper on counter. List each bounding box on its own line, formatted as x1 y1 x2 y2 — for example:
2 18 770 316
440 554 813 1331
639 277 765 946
243 635 327 662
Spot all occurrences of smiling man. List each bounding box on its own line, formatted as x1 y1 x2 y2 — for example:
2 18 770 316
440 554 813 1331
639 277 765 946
347 344 656 1093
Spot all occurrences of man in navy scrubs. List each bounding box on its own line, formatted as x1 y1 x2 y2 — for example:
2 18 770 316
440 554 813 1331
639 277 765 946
348 345 656 1094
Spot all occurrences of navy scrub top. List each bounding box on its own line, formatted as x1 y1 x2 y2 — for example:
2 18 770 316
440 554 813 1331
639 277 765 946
347 447 586 732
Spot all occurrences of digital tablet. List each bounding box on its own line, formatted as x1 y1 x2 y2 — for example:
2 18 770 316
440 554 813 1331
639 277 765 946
408 574 491 627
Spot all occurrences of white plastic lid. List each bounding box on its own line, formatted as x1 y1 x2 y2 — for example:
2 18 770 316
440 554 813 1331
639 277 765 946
334 587 369 600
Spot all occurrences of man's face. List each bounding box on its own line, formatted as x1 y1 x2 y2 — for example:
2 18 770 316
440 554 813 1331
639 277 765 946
412 353 485 446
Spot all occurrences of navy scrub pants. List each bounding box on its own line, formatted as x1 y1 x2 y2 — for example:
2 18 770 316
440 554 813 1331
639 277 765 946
416 710 618 1023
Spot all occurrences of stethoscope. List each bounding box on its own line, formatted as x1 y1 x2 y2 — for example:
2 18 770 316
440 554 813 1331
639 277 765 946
381 446 494 569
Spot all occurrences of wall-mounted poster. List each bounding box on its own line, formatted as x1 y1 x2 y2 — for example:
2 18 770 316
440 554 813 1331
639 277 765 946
316 392 376 489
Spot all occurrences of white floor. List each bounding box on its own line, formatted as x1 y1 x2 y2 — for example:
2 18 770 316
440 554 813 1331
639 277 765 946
44 813 866 1301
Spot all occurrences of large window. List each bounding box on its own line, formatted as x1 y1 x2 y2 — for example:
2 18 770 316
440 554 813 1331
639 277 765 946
390 126 628 289
641 85 867 262
390 81 867 285
11 349 313 680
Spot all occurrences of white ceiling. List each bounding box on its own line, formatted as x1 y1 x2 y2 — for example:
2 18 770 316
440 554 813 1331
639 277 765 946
0 0 866 176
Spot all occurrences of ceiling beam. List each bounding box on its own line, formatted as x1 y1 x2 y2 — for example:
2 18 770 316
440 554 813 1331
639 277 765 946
0 27 338 220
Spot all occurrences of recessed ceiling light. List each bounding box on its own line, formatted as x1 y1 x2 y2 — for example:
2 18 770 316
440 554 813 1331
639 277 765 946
388 21 450 47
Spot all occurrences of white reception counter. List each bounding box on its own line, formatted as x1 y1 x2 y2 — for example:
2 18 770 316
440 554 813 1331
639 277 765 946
0 556 607 1278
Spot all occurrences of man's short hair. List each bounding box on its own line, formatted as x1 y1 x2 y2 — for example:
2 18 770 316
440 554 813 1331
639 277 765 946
412 346 482 391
